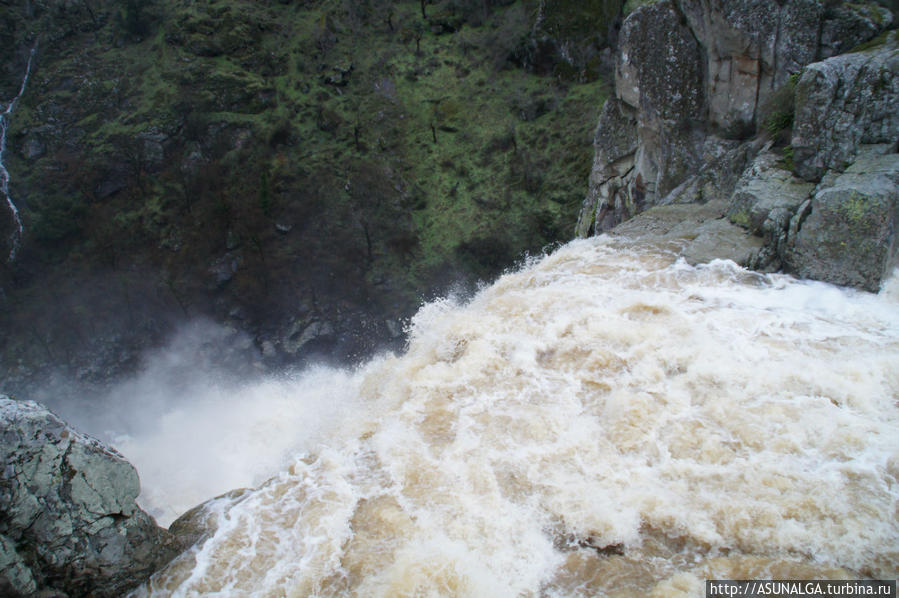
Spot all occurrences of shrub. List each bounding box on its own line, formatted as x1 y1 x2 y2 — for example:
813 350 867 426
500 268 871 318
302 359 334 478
119 0 156 40
759 73 800 142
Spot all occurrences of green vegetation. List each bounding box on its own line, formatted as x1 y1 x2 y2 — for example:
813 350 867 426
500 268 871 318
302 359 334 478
728 209 751 230
839 191 875 226
2 0 611 362
848 29 898 53
776 145 796 172
622 0 659 16
845 2 888 27
761 73 800 141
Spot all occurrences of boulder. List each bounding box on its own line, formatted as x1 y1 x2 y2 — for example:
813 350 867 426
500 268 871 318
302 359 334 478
167 488 251 553
726 151 815 271
786 147 899 292
616 0 705 196
615 2 705 124
0 396 178 597
792 33 899 181
281 319 336 356
209 251 242 288
577 97 639 236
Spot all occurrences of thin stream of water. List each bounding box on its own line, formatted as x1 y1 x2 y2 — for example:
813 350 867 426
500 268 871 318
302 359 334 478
2 45 37 261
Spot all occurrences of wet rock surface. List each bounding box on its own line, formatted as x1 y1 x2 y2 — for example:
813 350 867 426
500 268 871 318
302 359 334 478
610 199 764 267
0 396 178 597
787 147 899 291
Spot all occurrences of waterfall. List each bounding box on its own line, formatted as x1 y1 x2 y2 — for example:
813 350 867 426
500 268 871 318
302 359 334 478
119 238 898 597
1 45 37 262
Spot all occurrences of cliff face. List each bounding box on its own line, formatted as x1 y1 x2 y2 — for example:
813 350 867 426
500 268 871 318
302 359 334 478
577 0 898 291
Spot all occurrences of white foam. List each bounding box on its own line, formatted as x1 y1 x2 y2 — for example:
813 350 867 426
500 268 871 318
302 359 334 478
133 238 899 596
114 366 364 527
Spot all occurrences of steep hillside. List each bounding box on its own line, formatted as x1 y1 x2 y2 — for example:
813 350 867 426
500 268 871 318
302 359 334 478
0 0 619 389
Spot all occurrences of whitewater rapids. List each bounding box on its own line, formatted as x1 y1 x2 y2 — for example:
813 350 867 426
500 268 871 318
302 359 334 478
131 237 899 597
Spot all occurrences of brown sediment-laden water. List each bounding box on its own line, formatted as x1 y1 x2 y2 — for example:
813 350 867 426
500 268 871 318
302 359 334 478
127 237 899 597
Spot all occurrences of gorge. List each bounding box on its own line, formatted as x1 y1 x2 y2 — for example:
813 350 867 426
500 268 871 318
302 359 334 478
1 0 898 596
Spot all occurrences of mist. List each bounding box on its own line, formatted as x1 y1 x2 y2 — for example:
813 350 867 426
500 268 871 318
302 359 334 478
34 320 370 527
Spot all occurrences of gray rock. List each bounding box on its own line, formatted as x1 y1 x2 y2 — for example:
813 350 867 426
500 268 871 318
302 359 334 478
616 2 705 124
95 173 129 200
786 147 899 291
679 0 824 133
591 98 640 182
385 319 404 338
137 128 169 172
282 319 336 355
792 34 899 181
577 0 894 238
209 252 242 288
578 98 639 236
726 151 815 271
618 1 705 195
578 1 706 234
0 396 178 597
21 135 45 160
610 199 764 266
820 3 894 58
225 230 240 251
167 488 250 553
0 534 37 596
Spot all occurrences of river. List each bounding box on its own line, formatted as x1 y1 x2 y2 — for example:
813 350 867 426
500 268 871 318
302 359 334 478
122 236 897 597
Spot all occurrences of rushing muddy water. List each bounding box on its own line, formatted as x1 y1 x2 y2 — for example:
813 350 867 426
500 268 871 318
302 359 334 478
128 238 898 597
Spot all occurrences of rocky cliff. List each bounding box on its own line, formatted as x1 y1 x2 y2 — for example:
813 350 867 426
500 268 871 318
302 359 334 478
0 396 178 597
577 0 898 292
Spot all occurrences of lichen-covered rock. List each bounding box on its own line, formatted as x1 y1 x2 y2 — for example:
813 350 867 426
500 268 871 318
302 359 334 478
728 152 814 235
577 0 894 237
726 151 815 271
591 98 640 181
786 147 899 291
0 396 178 597
820 3 895 57
580 1 705 234
792 33 899 181
616 0 705 200
615 1 704 123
